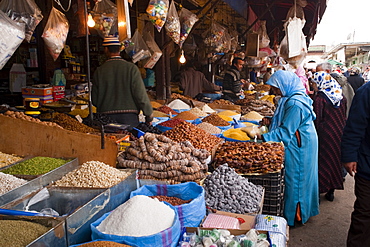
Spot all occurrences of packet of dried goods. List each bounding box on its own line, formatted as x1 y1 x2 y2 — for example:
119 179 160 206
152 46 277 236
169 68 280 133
92 0 117 38
165 0 180 44
0 0 43 42
41 7 69 61
146 0 169 32
179 7 198 48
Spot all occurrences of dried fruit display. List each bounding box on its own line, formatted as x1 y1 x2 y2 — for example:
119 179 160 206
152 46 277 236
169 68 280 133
117 133 209 183
236 99 275 117
213 141 284 174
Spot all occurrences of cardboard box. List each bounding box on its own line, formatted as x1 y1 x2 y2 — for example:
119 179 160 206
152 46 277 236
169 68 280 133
53 86 65 92
203 210 256 231
22 86 53 96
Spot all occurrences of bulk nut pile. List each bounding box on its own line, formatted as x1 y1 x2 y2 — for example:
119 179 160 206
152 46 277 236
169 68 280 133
117 133 209 183
53 161 133 188
211 99 234 105
52 112 98 133
236 99 275 117
149 195 192 206
164 121 223 152
0 151 22 168
204 164 264 214
2 110 62 128
213 142 284 174
196 122 222 135
172 111 198 120
0 172 27 195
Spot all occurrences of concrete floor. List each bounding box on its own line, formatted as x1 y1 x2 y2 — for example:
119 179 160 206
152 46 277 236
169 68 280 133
288 175 355 246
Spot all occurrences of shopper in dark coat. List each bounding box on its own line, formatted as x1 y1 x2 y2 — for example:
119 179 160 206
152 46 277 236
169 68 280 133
347 67 365 92
312 71 346 201
342 82 370 246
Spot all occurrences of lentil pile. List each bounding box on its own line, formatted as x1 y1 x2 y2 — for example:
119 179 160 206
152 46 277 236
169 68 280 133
0 172 27 195
172 111 198 120
157 105 177 115
164 121 223 152
118 133 209 183
0 220 50 247
0 151 22 168
159 118 185 127
1 157 68 176
52 112 98 133
150 195 192 206
54 161 132 188
79 241 132 247
196 122 222 134
202 113 230 126
97 195 175 237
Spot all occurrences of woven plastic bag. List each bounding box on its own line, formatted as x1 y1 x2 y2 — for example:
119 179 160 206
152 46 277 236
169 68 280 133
146 0 169 32
179 7 198 48
0 10 25 70
165 0 180 44
92 0 117 38
41 7 69 61
0 0 43 42
130 182 206 228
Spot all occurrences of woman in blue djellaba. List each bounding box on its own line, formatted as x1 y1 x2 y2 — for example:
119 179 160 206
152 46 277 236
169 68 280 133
259 70 319 226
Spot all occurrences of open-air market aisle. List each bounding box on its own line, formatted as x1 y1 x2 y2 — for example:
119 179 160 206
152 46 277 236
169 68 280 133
289 175 355 246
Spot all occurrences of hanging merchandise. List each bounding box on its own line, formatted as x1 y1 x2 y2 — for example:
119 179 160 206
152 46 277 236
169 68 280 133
41 7 69 61
0 11 25 70
202 22 227 53
125 29 151 63
229 29 239 53
92 0 118 38
0 0 43 42
165 0 180 44
256 20 270 49
142 31 163 69
179 7 198 48
146 0 169 32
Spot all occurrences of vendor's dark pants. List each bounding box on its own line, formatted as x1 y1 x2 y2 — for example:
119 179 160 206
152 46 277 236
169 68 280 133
347 175 370 247
108 113 139 130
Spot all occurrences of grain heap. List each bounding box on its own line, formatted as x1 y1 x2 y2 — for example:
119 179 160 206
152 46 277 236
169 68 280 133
97 195 175 237
202 113 230 126
196 122 222 135
152 110 168 118
164 121 222 152
0 151 22 168
217 114 233 122
222 128 250 141
0 172 27 195
204 164 264 214
213 142 284 174
54 161 133 188
0 220 50 246
167 99 190 110
240 111 264 122
189 107 208 117
2 110 62 128
150 101 163 109
52 112 98 133
1 157 68 176
172 111 198 120
117 133 209 183
212 99 234 105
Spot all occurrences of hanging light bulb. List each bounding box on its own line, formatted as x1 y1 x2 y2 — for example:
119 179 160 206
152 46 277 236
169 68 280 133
179 50 186 64
87 14 95 28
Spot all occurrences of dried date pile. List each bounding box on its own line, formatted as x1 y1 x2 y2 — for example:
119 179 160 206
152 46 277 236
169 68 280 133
164 121 222 152
117 133 209 183
236 99 275 117
213 141 284 174
52 112 98 133
150 195 192 206
204 164 264 214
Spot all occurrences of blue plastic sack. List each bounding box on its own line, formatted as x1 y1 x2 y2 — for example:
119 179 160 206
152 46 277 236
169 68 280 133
130 182 206 228
91 202 181 247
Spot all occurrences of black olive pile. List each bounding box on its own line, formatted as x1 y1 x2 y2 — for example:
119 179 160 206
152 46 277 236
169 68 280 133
83 113 117 127
135 122 162 134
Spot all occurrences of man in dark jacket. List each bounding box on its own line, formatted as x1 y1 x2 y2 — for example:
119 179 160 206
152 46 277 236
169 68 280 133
92 36 153 128
347 67 365 92
341 81 370 246
222 57 249 102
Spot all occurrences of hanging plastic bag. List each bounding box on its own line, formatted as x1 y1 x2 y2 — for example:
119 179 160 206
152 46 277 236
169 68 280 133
165 0 180 44
125 29 151 63
92 0 118 38
256 20 270 48
179 7 198 48
0 11 25 70
142 31 163 69
202 22 227 53
41 7 69 61
146 0 169 32
0 0 43 42
286 16 307 58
